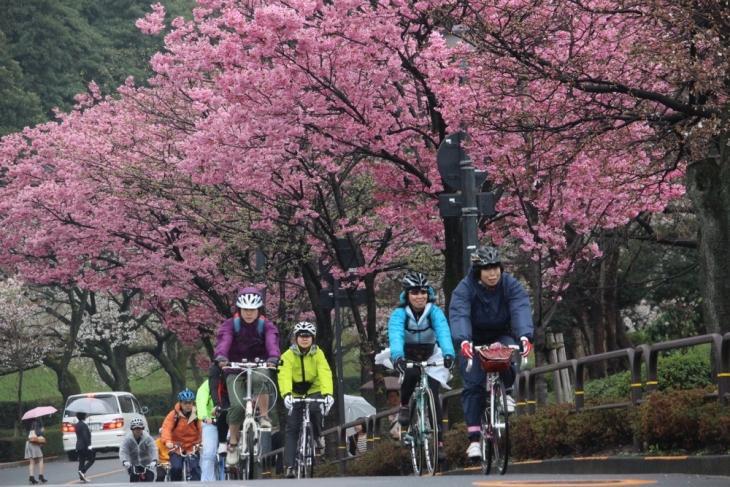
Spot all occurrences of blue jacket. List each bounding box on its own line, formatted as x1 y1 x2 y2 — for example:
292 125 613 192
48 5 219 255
449 273 533 345
388 289 455 360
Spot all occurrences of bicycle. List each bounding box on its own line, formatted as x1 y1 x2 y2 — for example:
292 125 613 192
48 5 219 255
289 397 330 479
223 360 276 480
156 462 171 482
170 443 202 481
466 342 525 475
129 464 154 482
399 359 441 476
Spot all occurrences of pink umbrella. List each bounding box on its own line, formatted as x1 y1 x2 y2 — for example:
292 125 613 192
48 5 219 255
22 406 57 420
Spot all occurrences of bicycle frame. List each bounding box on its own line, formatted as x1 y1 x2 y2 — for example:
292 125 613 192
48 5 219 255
400 359 440 476
289 397 329 479
170 444 202 482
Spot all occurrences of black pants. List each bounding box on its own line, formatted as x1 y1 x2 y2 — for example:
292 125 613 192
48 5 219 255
77 449 96 474
400 369 444 442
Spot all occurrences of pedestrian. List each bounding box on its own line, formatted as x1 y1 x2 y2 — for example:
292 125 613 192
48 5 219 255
75 412 95 482
196 370 220 481
386 390 401 440
119 418 158 482
389 271 455 462
347 419 368 456
214 286 281 467
24 418 47 485
449 245 534 461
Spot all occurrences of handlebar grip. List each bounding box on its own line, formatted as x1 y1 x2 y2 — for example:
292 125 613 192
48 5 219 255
466 358 473 373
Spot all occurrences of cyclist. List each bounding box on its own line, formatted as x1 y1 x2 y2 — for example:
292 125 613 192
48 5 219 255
449 245 533 460
277 321 334 479
388 271 455 463
160 389 202 481
214 286 281 467
119 417 158 483
153 429 169 482
196 370 220 481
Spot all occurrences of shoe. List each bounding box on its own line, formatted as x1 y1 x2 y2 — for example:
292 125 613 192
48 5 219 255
226 444 239 465
466 441 482 460
79 470 88 482
397 406 410 426
506 395 516 413
438 445 447 463
259 416 272 428
29 477 38 485
38 475 47 484
218 442 228 454
285 467 295 479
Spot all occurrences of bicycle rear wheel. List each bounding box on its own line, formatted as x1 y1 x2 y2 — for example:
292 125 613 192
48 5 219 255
407 403 424 476
421 388 439 476
480 408 492 475
492 378 510 475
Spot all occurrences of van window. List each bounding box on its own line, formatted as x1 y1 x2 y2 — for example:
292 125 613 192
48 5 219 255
118 395 135 414
131 397 143 414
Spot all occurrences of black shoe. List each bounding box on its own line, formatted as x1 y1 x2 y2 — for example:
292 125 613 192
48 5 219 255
397 406 410 426
38 475 47 484
29 477 38 485
285 467 295 479
438 445 447 463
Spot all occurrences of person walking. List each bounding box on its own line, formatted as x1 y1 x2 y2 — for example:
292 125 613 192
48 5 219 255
449 245 534 461
214 287 281 466
24 419 47 485
388 271 455 463
75 412 95 482
119 418 158 482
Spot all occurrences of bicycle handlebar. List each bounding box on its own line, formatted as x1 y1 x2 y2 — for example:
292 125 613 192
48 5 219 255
287 397 332 416
223 361 274 371
397 360 444 384
466 343 526 373
171 443 202 456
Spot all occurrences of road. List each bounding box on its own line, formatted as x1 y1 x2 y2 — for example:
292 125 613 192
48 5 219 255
0 454 728 487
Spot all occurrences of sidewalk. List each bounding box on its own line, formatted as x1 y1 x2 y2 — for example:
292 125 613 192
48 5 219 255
442 455 730 477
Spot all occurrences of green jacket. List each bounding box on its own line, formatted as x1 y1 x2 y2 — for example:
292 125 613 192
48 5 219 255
278 344 333 397
196 380 215 420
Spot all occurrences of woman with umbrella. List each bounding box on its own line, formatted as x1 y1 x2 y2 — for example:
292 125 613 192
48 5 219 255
22 406 55 485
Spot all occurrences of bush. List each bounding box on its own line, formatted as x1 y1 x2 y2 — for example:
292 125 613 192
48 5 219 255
656 349 711 392
443 422 471 469
0 425 64 462
346 440 410 476
640 388 715 450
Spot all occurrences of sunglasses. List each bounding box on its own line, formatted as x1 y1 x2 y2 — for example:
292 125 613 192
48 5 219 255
408 289 428 295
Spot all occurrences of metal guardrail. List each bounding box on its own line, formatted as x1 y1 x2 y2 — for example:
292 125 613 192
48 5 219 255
259 332 730 477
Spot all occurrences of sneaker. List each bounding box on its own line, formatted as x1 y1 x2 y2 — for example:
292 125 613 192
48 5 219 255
438 445 447 463
226 444 239 465
78 471 88 482
506 395 516 413
397 406 410 426
285 467 295 479
259 416 272 428
466 441 482 460
217 442 228 454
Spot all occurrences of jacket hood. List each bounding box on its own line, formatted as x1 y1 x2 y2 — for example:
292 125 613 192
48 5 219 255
289 343 318 356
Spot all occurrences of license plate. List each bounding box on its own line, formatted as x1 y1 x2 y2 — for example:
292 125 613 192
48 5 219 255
89 424 101 431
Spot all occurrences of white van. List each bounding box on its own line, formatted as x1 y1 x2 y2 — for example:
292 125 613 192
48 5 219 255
61 392 149 461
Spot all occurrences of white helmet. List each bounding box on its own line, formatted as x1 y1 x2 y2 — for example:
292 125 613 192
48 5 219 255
236 287 263 310
130 417 145 430
293 321 317 337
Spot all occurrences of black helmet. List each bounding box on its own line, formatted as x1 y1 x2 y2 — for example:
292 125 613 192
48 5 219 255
402 272 429 290
471 246 501 267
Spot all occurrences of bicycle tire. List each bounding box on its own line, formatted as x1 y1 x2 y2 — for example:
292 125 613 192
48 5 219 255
304 424 316 478
243 426 256 479
296 423 307 479
492 378 510 475
421 388 439 475
480 407 492 475
407 399 424 476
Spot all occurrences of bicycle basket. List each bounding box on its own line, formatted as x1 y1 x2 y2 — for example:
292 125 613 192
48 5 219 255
477 347 513 373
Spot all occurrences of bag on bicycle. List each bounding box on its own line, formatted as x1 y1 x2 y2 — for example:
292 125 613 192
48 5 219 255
477 347 513 373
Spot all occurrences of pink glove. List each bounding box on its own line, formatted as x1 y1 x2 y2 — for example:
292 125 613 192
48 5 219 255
520 337 532 357
460 341 473 360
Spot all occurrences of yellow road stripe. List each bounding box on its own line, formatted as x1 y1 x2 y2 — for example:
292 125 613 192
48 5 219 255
472 480 658 486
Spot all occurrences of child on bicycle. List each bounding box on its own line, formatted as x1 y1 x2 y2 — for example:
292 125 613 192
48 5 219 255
448 245 534 460
388 271 455 463
153 429 169 482
214 286 280 466
119 417 158 482
277 321 334 479
160 389 202 481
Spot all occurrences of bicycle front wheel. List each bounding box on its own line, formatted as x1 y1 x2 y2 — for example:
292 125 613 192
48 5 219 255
304 424 315 478
480 408 492 475
421 388 439 476
492 378 510 475
244 426 256 479
407 403 424 476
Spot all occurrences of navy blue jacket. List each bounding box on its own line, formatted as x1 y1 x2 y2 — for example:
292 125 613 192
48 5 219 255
449 273 533 345
75 420 92 451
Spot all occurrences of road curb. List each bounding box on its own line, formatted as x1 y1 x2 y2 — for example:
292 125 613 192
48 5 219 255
442 455 730 477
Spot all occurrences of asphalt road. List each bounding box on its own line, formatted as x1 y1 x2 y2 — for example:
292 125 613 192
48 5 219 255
1 454 728 487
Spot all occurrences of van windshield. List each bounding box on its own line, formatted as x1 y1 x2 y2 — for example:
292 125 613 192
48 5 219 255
64 395 119 416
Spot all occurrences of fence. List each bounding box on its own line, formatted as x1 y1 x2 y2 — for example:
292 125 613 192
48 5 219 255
259 332 730 477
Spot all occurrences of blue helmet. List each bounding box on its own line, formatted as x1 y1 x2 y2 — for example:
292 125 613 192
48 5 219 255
178 389 195 402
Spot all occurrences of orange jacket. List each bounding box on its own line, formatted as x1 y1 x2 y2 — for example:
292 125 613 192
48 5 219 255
160 404 202 453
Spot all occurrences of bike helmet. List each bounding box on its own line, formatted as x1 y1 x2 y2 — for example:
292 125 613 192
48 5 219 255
402 272 429 290
293 321 317 337
130 417 145 430
471 246 501 267
236 287 263 309
178 389 195 402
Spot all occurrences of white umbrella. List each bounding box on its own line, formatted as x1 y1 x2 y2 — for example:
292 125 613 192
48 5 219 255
65 397 115 415
344 395 375 436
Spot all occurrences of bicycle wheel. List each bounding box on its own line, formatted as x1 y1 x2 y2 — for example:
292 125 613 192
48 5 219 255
421 388 439 475
480 408 492 475
492 378 510 475
243 426 256 479
407 400 424 476
304 424 316 478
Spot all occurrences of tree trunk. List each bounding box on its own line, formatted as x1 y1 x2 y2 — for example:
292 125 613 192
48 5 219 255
686 158 730 336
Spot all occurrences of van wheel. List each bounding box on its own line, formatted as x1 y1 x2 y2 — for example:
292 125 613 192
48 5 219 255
67 451 78 462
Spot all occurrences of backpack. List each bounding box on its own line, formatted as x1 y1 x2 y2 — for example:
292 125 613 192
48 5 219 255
233 315 265 338
171 412 200 434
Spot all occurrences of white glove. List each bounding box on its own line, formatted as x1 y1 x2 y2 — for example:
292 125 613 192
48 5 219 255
123 461 131 469
323 395 334 409
284 394 294 410
148 460 157 470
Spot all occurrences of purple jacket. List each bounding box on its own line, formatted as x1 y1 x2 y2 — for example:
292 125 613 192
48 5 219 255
214 315 281 367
